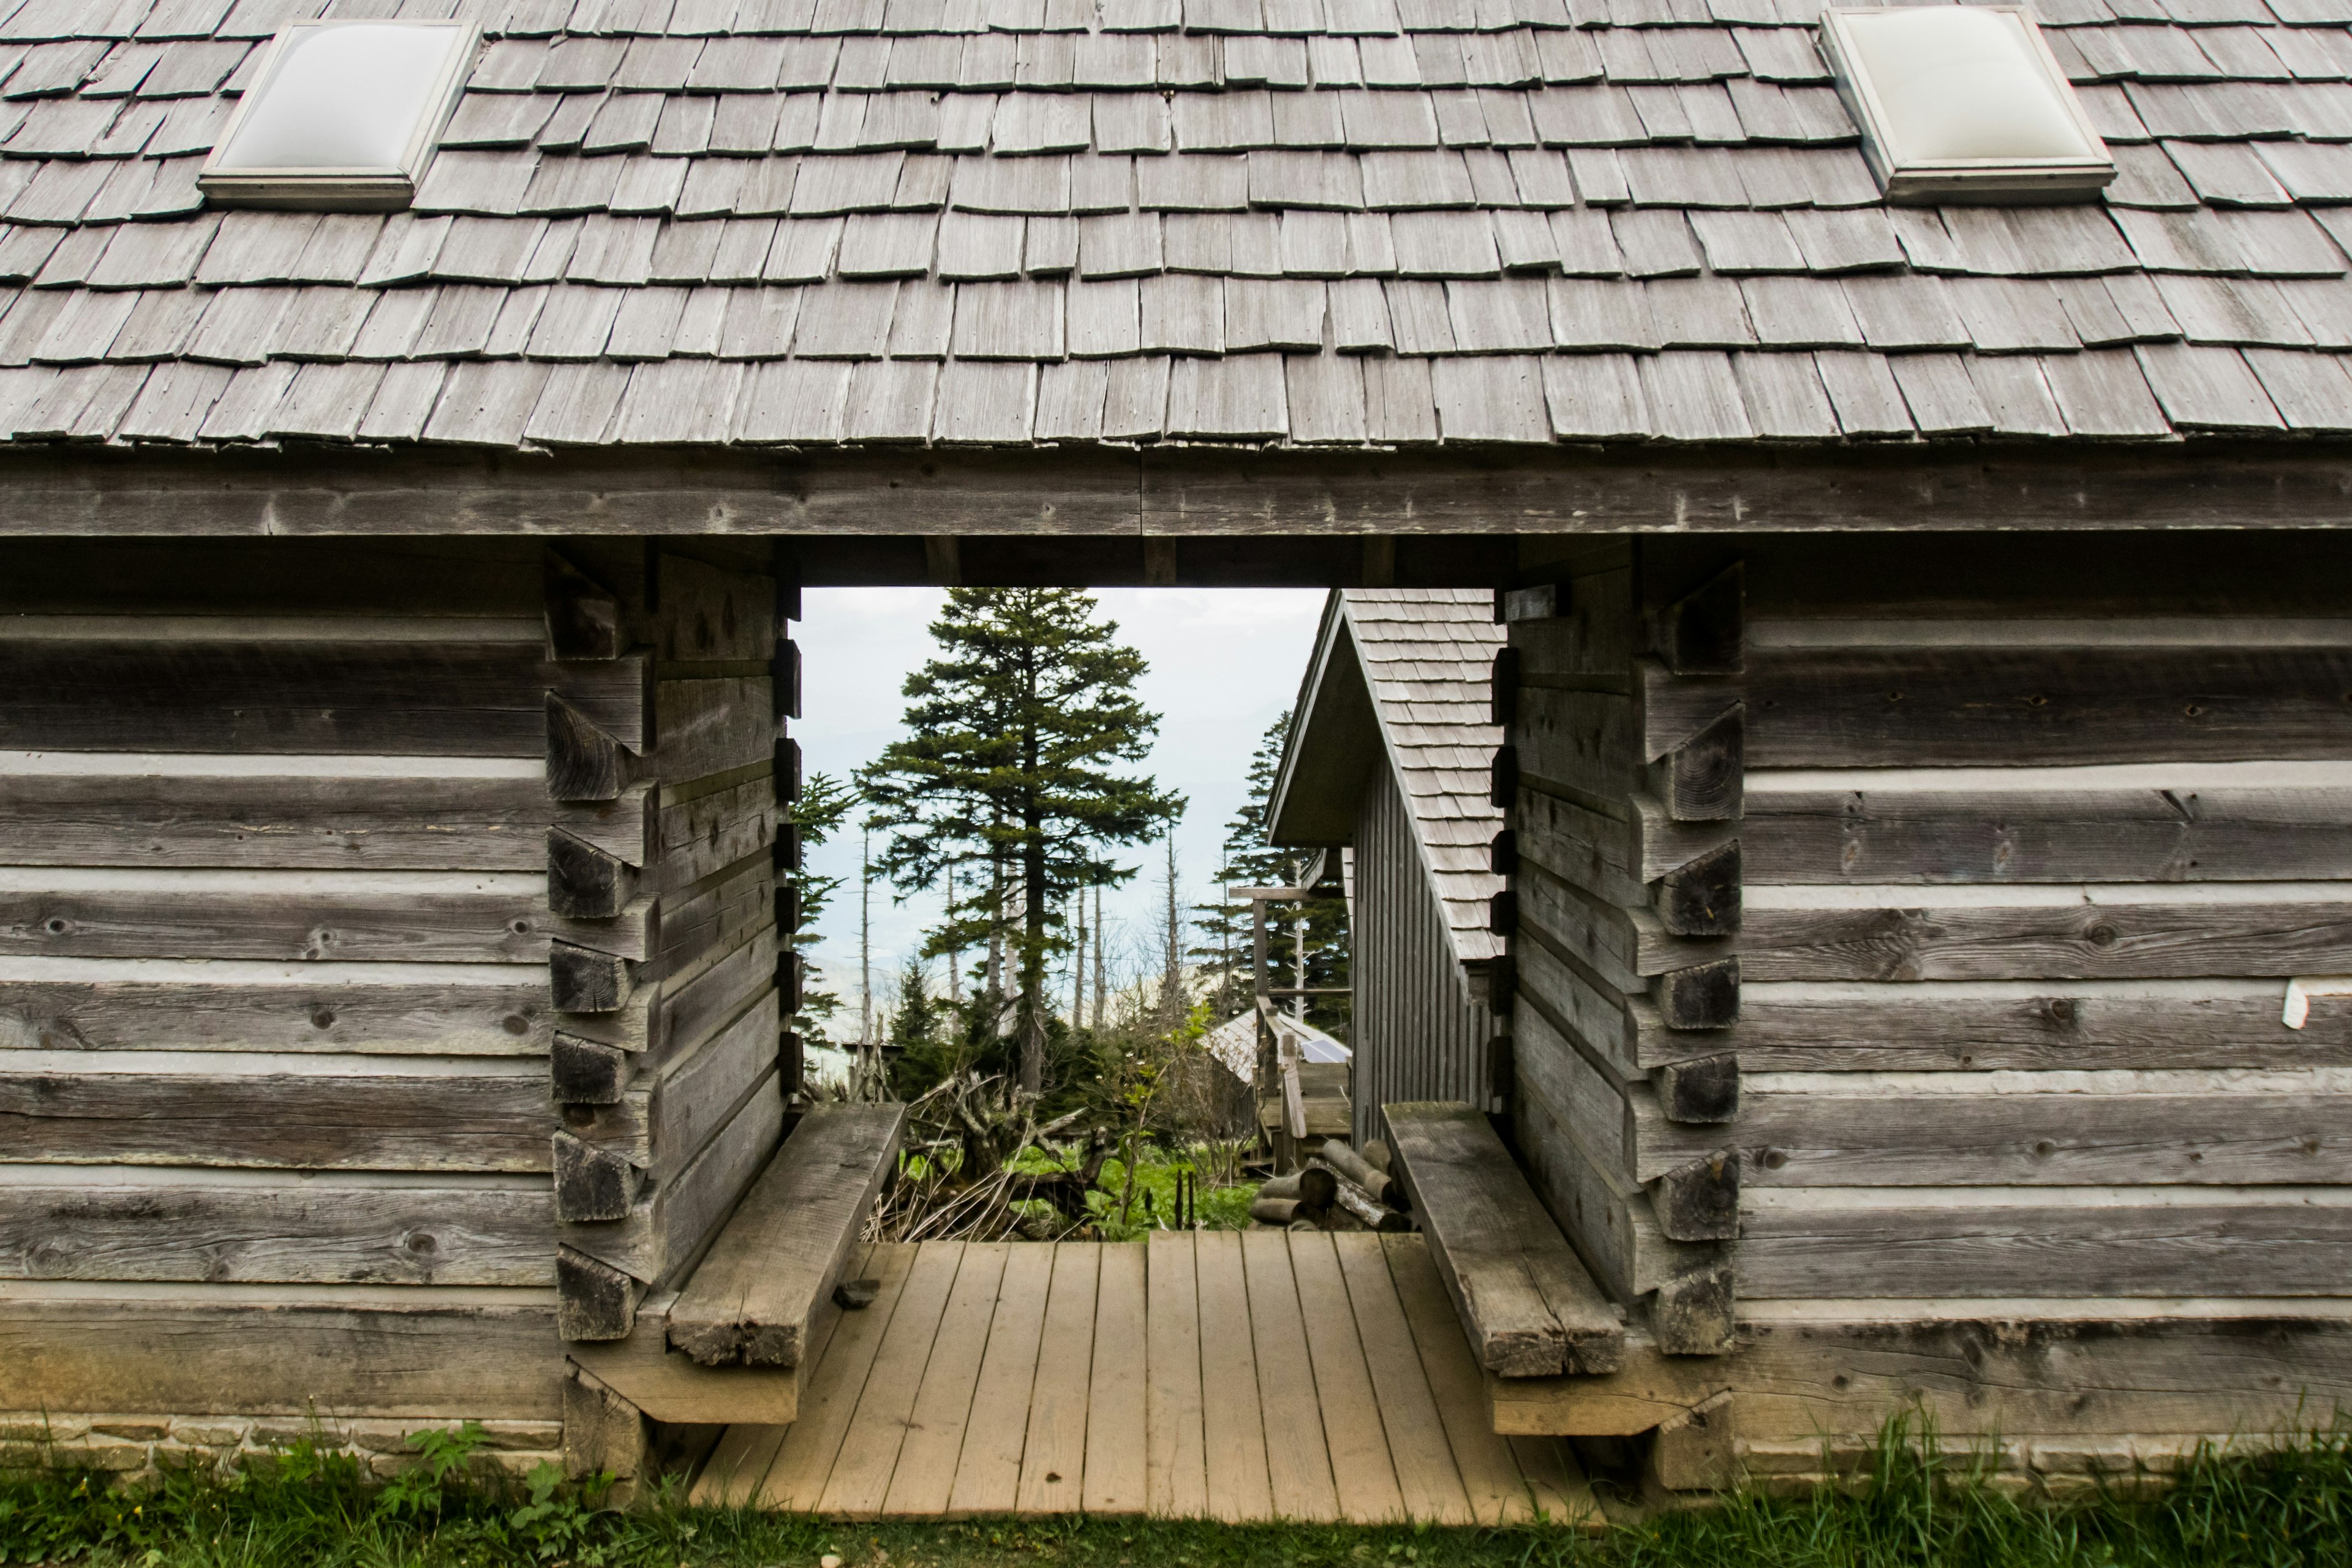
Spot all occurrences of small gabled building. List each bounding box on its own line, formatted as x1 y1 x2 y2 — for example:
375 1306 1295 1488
1268 590 1511 1148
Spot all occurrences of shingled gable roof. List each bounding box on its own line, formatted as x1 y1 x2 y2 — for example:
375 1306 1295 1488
2 0 2352 451
1269 587 1504 973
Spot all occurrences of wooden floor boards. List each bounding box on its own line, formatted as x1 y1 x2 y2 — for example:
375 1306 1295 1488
692 1234 1596 1525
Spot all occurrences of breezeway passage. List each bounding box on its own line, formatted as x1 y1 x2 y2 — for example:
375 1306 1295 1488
690 1231 1596 1525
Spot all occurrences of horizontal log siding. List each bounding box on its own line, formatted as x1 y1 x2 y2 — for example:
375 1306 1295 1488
0 539 742 1420
1355 765 1497 1149
1722 534 2352 1304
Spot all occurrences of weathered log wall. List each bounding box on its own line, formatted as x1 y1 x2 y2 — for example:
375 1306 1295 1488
0 540 798 1423
1498 533 2352 1360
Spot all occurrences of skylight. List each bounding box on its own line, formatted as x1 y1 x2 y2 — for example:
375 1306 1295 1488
199 21 477 211
1819 6 2114 203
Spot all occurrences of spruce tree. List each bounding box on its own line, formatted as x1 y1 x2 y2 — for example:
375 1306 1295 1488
785 771 859 1046
861 589 1182 1093
1189 711 1352 1033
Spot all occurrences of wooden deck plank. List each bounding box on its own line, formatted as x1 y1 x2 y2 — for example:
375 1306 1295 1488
1381 1234 1546 1525
1084 1243 1149 1515
1241 1229 1343 1523
689 1243 873 1506
817 1239 964 1518
1194 1231 1274 1523
880 1242 1009 1517
1144 1231 1209 1520
946 1240 1054 1515
1017 1243 1100 1514
1331 1233 1477 1526
756 1242 919 1510
1290 1232 1409 1525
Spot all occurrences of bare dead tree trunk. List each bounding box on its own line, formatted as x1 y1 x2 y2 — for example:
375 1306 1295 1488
1072 883 1087 1031
946 860 962 1007
1091 883 1106 1033
1159 826 1183 1036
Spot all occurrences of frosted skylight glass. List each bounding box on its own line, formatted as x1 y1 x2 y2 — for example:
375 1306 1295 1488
1819 6 2114 202
200 21 475 210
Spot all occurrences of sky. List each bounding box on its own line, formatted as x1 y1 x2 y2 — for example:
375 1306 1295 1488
794 585 1329 1030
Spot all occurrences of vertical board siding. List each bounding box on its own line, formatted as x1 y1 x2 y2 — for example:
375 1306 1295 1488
1355 766 1496 1147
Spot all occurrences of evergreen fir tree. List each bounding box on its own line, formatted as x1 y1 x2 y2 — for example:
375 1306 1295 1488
785 771 858 1046
860 589 1183 1093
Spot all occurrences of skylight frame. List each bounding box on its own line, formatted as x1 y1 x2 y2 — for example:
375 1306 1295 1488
1818 4 2116 204
198 20 480 211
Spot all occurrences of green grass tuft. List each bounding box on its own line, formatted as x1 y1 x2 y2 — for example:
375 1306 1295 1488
3 1414 2350 1568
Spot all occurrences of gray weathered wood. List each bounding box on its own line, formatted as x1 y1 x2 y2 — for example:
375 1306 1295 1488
561 1063 785 1289
1713 979 2352 1072
1738 1188 2352 1298
1651 703 1743 823
655 553 776 663
666 1100 906 1368
0 873 644 965
548 694 638 802
655 677 774 785
562 1362 650 1481
559 1245 644 1342
1510 1072 1720 1302
1657 840 1740 938
0 1175 555 1286
0 771 644 872
549 827 642 919
1744 647 2352 767
0 642 644 755
545 551 625 662
560 992 780 1174
1742 781 2352 885
1384 1100 1624 1377
0 971 551 1055
1717 1072 2352 1188
655 771 775 895
20 445 2352 540
0 1287 562 1419
0 1065 555 1171
567 1291 804 1426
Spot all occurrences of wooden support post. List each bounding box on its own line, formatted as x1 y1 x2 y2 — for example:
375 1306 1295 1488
1144 537 1178 585
924 536 962 586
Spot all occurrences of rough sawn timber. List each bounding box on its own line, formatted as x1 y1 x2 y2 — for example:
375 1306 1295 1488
1385 1101 1624 1378
668 1101 908 1368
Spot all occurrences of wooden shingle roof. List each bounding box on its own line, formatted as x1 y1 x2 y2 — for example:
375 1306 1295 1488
3 0 2352 447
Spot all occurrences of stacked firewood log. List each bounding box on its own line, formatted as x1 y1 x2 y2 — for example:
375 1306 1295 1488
1248 1140 1415 1234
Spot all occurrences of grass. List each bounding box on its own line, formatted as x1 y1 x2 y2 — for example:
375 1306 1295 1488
994 1148 1259 1240
4 1416 2351 1568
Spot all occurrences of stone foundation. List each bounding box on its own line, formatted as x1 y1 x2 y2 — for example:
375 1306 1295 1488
0 1416 564 1489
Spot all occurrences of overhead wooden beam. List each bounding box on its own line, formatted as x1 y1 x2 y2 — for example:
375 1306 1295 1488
6 444 2352 539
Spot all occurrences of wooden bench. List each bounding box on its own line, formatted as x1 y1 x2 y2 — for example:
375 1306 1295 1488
1385 1101 1625 1381
567 1101 907 1426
